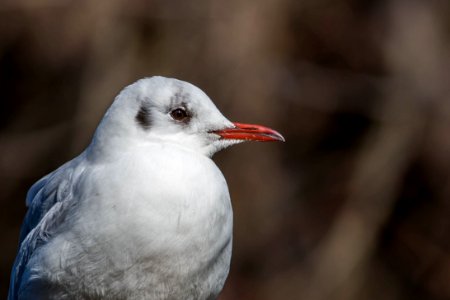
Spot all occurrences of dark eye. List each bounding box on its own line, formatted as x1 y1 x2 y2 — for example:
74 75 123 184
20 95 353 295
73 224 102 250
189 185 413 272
170 107 189 121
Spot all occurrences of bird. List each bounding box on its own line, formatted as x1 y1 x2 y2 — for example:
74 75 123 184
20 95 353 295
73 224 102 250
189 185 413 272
8 76 284 300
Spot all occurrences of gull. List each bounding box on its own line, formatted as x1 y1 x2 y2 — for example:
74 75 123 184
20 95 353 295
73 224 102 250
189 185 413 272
8 76 284 300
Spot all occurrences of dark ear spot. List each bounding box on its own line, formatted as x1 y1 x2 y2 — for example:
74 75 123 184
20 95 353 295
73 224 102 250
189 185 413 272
135 105 152 130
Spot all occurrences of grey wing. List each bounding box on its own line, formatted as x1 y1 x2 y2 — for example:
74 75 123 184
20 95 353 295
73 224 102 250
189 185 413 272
18 165 73 243
8 162 77 300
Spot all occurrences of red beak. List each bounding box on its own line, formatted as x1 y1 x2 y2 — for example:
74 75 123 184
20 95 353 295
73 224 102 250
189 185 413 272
213 122 285 142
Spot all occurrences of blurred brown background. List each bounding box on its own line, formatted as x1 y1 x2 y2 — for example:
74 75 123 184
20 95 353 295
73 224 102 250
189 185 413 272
1 0 450 299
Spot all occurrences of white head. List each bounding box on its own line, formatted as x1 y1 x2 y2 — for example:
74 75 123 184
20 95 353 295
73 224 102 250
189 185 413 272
88 76 284 159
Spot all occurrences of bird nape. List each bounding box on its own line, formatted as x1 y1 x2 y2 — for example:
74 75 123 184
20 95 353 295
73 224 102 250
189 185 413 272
8 76 284 300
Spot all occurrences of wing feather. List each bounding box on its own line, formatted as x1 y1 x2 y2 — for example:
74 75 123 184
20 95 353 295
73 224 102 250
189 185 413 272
8 158 81 300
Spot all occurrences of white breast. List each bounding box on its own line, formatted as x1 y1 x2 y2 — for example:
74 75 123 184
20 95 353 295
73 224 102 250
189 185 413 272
32 143 233 299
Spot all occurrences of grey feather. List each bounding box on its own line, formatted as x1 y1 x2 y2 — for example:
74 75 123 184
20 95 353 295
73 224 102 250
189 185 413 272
8 159 79 300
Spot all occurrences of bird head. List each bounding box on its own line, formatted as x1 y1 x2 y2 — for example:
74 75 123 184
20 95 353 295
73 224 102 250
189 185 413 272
89 76 284 159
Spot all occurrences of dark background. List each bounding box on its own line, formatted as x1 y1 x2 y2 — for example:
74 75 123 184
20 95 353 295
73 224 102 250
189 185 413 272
1 0 449 299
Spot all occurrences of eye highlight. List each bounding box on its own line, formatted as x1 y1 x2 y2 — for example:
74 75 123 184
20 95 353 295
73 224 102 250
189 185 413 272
170 107 189 122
